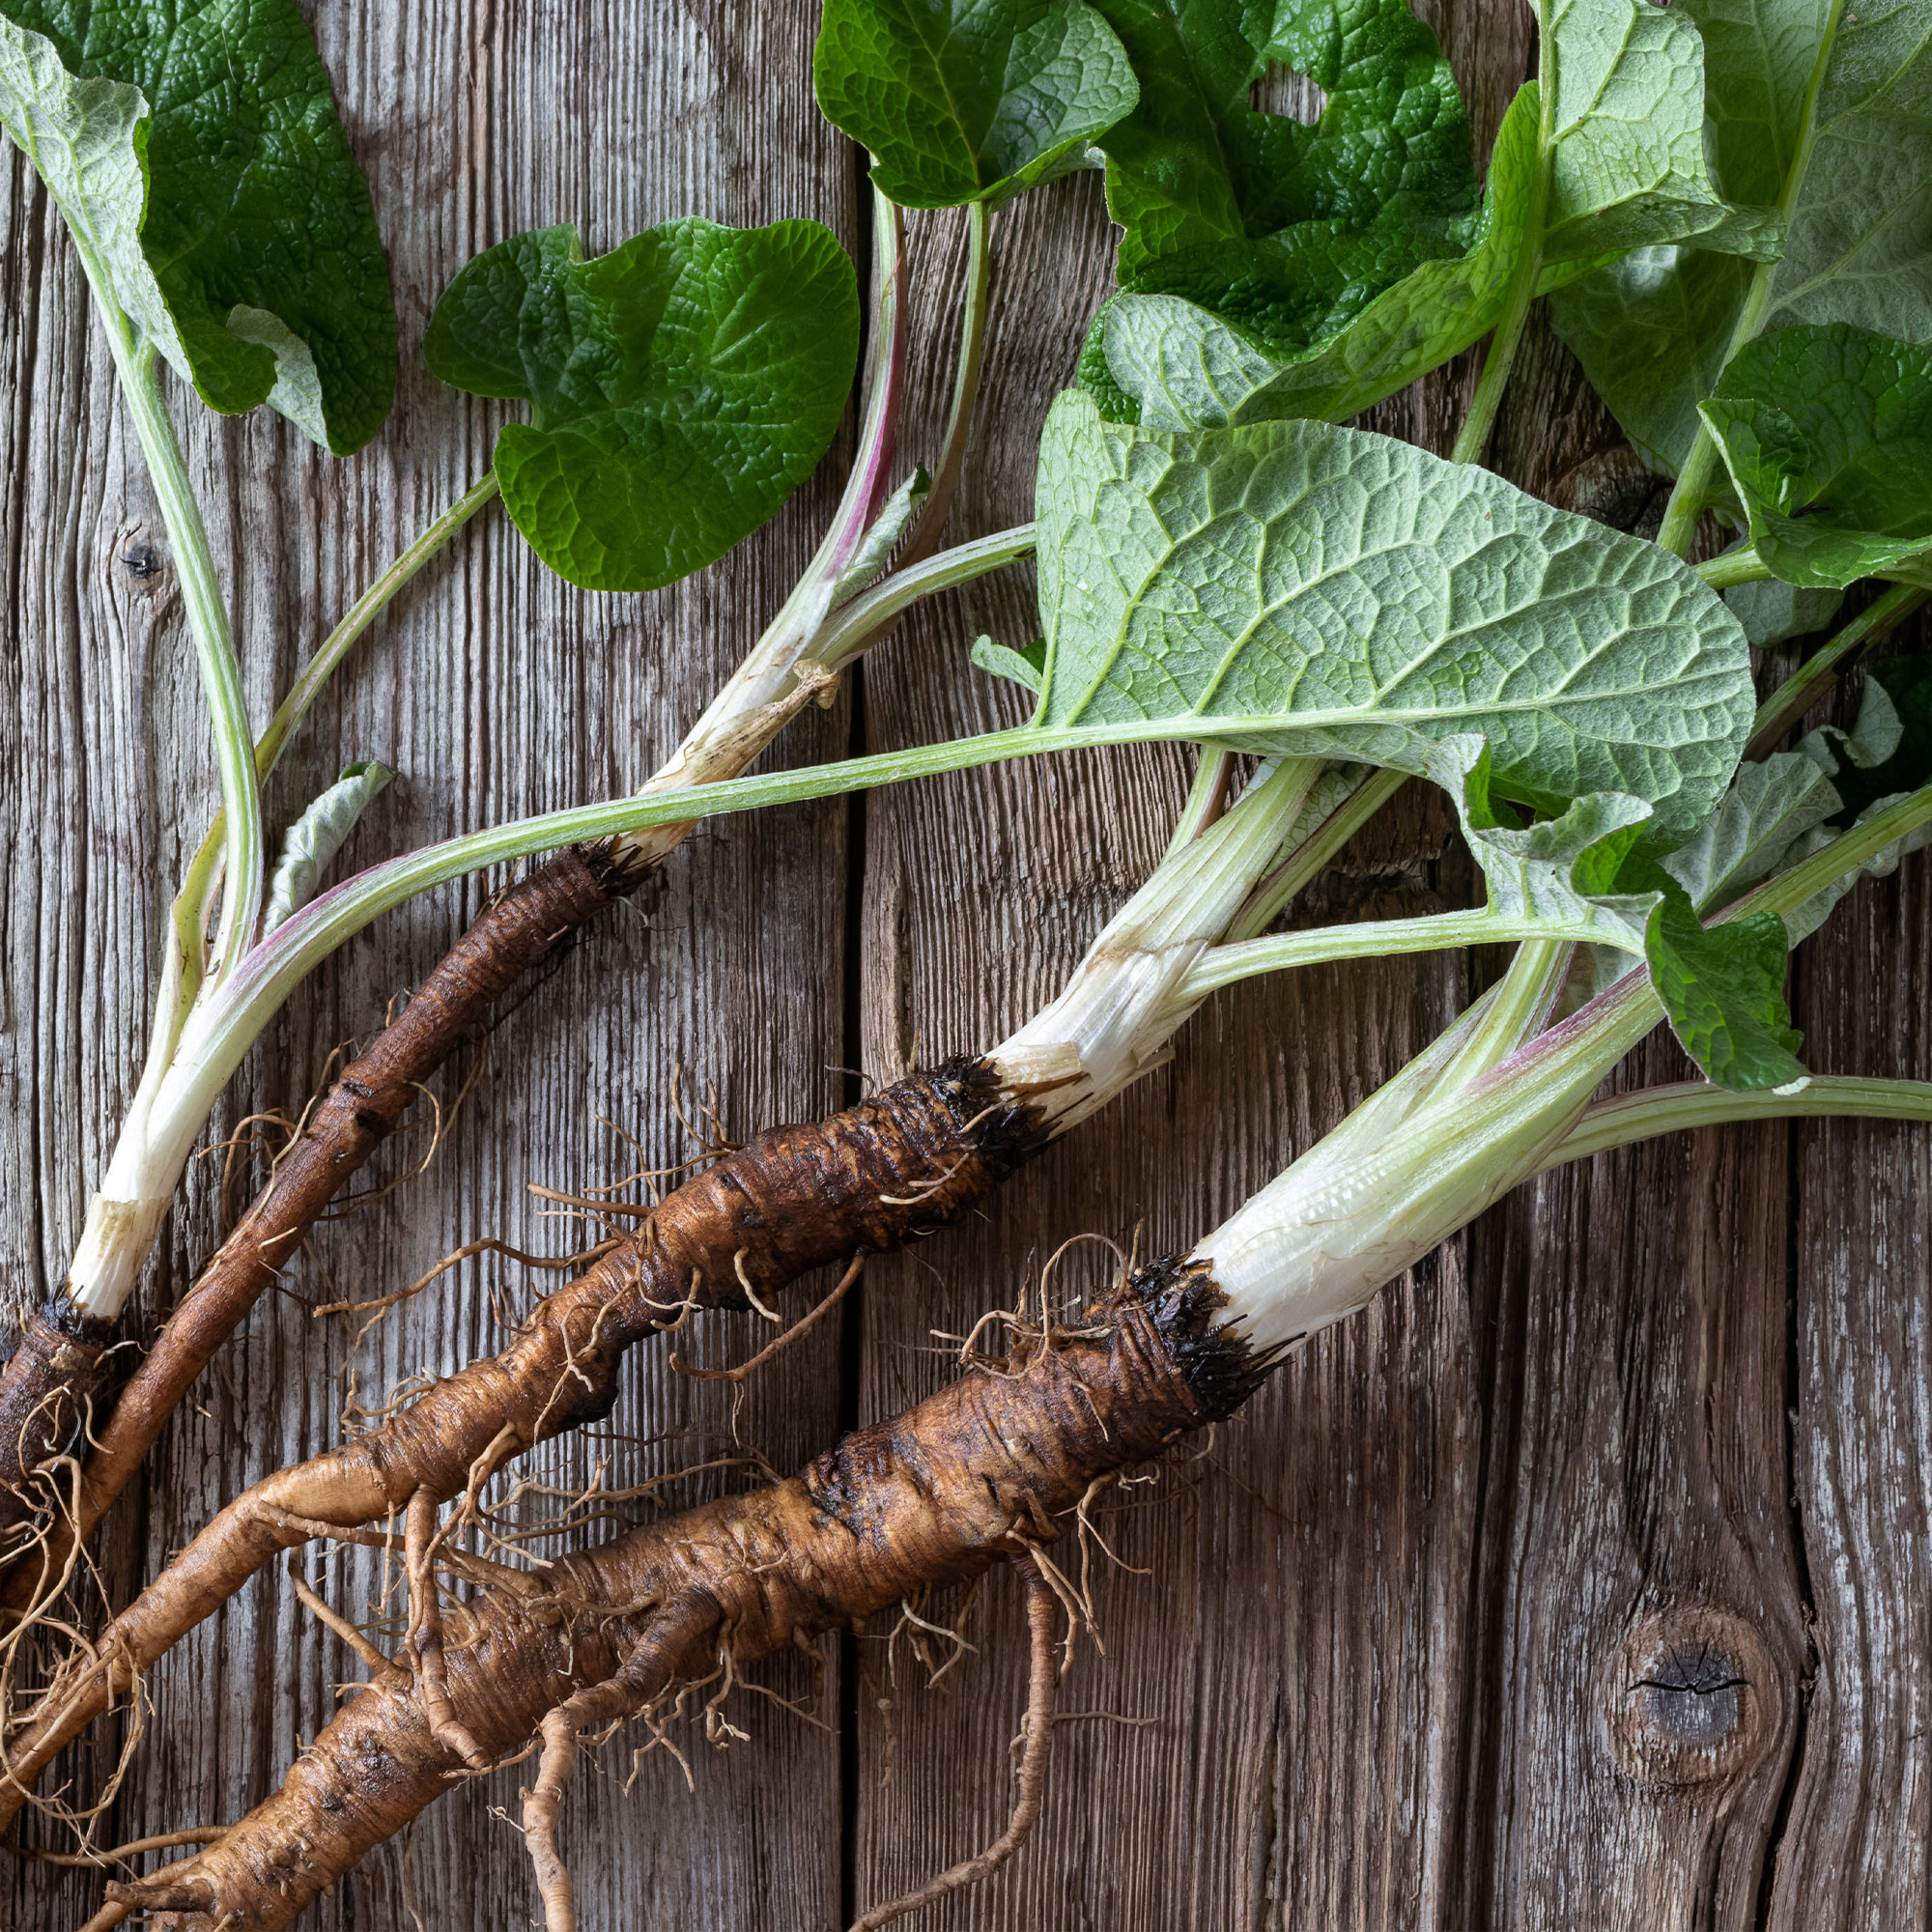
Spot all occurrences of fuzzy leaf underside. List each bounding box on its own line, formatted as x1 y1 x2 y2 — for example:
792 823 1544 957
813 0 1136 208
1553 0 1932 475
0 0 396 454
262 761 394 936
1091 0 1480 357
1540 0 1782 264
1033 390 1755 840
1722 571 1845 645
1430 735 1655 939
424 219 860 593
1427 734 1809 1090
1701 323 1932 587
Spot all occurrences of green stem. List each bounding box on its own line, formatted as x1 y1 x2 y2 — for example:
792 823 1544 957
1654 428 1726 560
1448 66 1551 468
1163 749 1239 860
114 338 263 980
896 197 991 574
1435 937 1575 1094
260 471 499 781
1746 582 1927 759
814 524 1035 671
1223 765 1408 942
1695 545 1771 591
1183 910 1634 1002
182 470 502 954
1543 1074 1932 1170
1450 238 1544 468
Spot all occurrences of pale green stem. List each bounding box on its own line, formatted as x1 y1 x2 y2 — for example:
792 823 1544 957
110 336 262 980
1224 766 1407 942
1542 1075 1932 1170
1163 749 1239 861
813 525 1035 671
1695 546 1771 591
893 196 991 577
259 471 500 782
1746 582 1927 759
1181 910 1634 1003
181 469 502 969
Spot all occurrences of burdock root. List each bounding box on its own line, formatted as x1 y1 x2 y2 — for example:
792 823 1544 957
0 1059 1044 1829
99 1261 1261 1930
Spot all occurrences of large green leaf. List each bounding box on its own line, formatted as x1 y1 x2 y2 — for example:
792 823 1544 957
812 0 1136 208
1553 0 1932 474
1700 324 1932 587
1085 85 1539 429
1032 390 1755 838
0 1 396 455
1092 0 1480 352
1087 0 1776 433
424 219 860 594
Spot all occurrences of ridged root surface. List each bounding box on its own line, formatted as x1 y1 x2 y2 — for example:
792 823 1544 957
0 1061 1043 1828
107 1263 1258 1930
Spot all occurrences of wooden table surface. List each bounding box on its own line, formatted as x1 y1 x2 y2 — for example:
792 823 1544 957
4 2 1928 1927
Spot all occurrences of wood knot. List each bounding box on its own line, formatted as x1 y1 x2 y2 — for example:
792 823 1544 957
1602 1605 1778 1787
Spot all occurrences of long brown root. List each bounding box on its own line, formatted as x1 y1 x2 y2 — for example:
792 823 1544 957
848 1556 1060 1932
0 1060 1042 1831
0 847 622 1593
99 1260 1257 1929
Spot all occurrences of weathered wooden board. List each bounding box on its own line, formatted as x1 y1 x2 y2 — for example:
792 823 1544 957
3 2 1929 1929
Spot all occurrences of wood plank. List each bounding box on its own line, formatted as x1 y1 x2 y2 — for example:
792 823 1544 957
4 0 1930 1925
3 1 855 1924
1764 843 1932 1929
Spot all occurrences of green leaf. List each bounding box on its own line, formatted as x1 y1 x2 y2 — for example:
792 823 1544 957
1723 571 1845 646
1429 735 1658 945
1086 0 1776 434
1538 0 1781 266
261 760 393 936
1033 390 1756 839
424 219 860 593
1086 83 1538 430
1092 0 1482 353
1813 653 1932 820
1660 749 1843 910
1701 324 1932 588
0 1 397 455
812 0 1137 208
1646 884 1806 1089
971 634 1047 692
1553 0 1932 474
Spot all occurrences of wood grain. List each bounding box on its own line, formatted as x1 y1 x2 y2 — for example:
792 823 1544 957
3 2 1930 1929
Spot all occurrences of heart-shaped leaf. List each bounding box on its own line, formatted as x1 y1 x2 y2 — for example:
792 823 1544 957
1033 389 1755 841
813 0 1136 208
1700 324 1932 588
424 219 861 593
0 1 397 455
